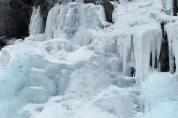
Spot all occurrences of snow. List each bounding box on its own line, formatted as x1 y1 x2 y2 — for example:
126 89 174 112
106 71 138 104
144 102 178 118
140 72 178 113
0 0 178 118
18 86 138 118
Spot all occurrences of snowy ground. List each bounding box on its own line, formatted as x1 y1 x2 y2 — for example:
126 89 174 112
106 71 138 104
0 0 178 118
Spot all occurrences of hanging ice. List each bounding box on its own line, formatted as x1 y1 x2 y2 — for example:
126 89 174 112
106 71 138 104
29 6 44 36
165 22 178 74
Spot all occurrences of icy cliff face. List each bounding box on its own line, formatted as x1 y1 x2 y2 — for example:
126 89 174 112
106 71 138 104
1 0 178 118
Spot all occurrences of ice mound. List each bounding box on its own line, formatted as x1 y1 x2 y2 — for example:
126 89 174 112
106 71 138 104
18 86 139 118
0 39 94 118
140 72 178 117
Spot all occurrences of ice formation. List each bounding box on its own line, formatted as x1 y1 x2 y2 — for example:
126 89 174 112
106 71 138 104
29 6 44 36
45 2 110 43
0 0 178 118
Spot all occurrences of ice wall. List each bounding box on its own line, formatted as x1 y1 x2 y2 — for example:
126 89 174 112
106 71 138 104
45 2 110 45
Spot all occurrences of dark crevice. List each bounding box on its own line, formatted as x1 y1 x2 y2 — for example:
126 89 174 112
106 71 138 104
0 40 7 50
150 51 158 69
159 23 170 72
159 22 176 74
131 67 135 77
173 0 178 16
154 52 158 68
0 36 7 50
174 57 176 72
130 35 135 77
102 1 114 23
150 52 152 67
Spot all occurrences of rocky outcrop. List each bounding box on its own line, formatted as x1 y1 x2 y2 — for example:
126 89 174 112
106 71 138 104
0 0 32 38
0 36 7 50
0 0 55 39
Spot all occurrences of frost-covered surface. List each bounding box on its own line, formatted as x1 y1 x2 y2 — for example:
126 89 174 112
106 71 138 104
0 0 178 118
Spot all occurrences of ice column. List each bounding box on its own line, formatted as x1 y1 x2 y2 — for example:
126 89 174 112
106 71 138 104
165 22 178 74
133 28 162 84
29 6 44 36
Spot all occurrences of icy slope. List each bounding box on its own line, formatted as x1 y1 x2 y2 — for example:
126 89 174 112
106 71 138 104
0 0 178 118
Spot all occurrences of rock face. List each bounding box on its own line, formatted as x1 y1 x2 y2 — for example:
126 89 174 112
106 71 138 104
173 0 178 16
0 39 7 50
0 0 55 39
0 0 32 38
102 1 114 22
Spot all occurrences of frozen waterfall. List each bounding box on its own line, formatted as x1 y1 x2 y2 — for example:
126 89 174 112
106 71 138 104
29 6 44 36
0 0 178 118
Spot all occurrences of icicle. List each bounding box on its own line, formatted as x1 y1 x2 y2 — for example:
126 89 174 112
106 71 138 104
29 6 44 36
165 22 178 74
116 34 136 77
115 27 162 83
45 6 61 40
132 26 162 84
29 7 37 34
